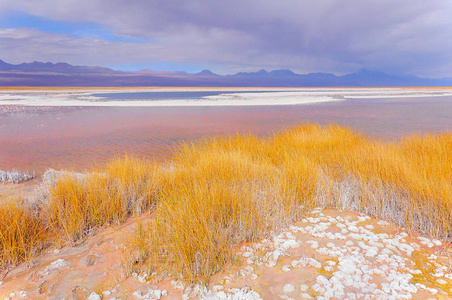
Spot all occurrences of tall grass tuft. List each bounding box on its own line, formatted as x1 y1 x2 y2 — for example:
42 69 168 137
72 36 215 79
0 198 46 269
126 133 320 282
44 155 161 245
2 124 452 282
127 124 452 283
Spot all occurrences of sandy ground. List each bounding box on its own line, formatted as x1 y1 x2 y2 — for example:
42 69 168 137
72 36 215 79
0 180 40 200
1 208 451 299
0 88 451 107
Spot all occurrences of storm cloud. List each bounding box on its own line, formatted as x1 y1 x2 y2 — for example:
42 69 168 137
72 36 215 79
1 0 451 76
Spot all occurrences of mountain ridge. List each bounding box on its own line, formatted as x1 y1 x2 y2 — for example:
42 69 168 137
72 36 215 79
0 59 451 87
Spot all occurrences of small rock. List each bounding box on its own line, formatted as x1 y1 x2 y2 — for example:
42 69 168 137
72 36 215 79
87 292 102 300
212 285 224 292
306 240 319 249
377 220 390 226
43 258 68 274
282 284 295 293
242 252 253 258
17 290 28 297
324 266 334 272
282 265 291 272
433 239 442 246
133 291 142 297
299 284 309 292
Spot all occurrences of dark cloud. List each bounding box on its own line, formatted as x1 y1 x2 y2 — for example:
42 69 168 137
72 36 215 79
1 0 451 76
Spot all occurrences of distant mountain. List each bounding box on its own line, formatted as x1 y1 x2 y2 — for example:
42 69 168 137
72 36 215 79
136 69 188 76
232 69 270 77
195 69 219 76
0 59 451 87
340 69 452 87
269 69 297 77
0 59 115 74
0 59 14 71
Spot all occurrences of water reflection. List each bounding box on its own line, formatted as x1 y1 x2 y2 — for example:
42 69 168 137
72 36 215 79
1 96 451 174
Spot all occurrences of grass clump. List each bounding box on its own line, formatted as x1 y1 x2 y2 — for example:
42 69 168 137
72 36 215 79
127 124 452 283
2 123 452 283
0 198 46 269
45 155 161 245
125 131 323 282
137 145 315 282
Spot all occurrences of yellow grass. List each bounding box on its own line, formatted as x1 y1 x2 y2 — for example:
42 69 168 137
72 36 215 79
44 155 161 244
0 197 46 269
1 123 452 282
125 124 452 283
134 139 315 282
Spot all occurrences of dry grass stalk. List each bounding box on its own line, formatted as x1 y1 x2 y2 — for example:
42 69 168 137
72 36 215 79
1 124 452 283
0 198 46 269
44 155 161 245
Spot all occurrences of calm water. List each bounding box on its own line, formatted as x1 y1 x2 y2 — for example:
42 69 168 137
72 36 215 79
91 90 274 101
1 95 452 174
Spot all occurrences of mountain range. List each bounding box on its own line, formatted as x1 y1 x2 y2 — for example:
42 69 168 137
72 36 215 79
1 59 451 87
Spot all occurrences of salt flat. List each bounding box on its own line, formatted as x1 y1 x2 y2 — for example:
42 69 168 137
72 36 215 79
1 208 450 299
0 87 451 107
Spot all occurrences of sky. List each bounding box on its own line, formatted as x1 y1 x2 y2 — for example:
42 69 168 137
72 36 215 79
0 0 452 77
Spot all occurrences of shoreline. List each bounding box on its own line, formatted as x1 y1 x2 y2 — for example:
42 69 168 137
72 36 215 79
0 87 452 107
2 125 452 298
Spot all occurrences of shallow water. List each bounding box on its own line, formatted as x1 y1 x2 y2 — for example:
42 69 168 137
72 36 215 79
91 90 275 101
1 95 452 174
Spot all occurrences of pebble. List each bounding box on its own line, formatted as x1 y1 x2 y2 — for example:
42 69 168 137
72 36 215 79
300 293 313 299
282 265 291 272
87 292 102 300
299 284 309 292
282 284 295 293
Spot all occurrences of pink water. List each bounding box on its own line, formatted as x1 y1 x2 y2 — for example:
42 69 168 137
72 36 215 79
1 96 452 174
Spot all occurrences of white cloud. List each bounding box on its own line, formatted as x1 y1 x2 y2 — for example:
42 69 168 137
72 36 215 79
1 0 452 76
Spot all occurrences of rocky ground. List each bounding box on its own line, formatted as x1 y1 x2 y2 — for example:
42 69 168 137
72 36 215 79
1 208 451 299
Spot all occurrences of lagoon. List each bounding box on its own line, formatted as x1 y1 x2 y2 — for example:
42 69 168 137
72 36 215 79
1 87 451 173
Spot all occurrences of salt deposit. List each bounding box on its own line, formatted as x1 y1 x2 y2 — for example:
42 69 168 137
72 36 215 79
228 208 452 299
87 292 102 300
0 170 35 183
0 88 451 107
1 207 450 299
42 258 68 274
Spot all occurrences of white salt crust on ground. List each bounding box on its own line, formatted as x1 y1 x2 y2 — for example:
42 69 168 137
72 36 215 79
0 170 35 183
1 208 451 299
223 208 452 300
0 87 451 107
